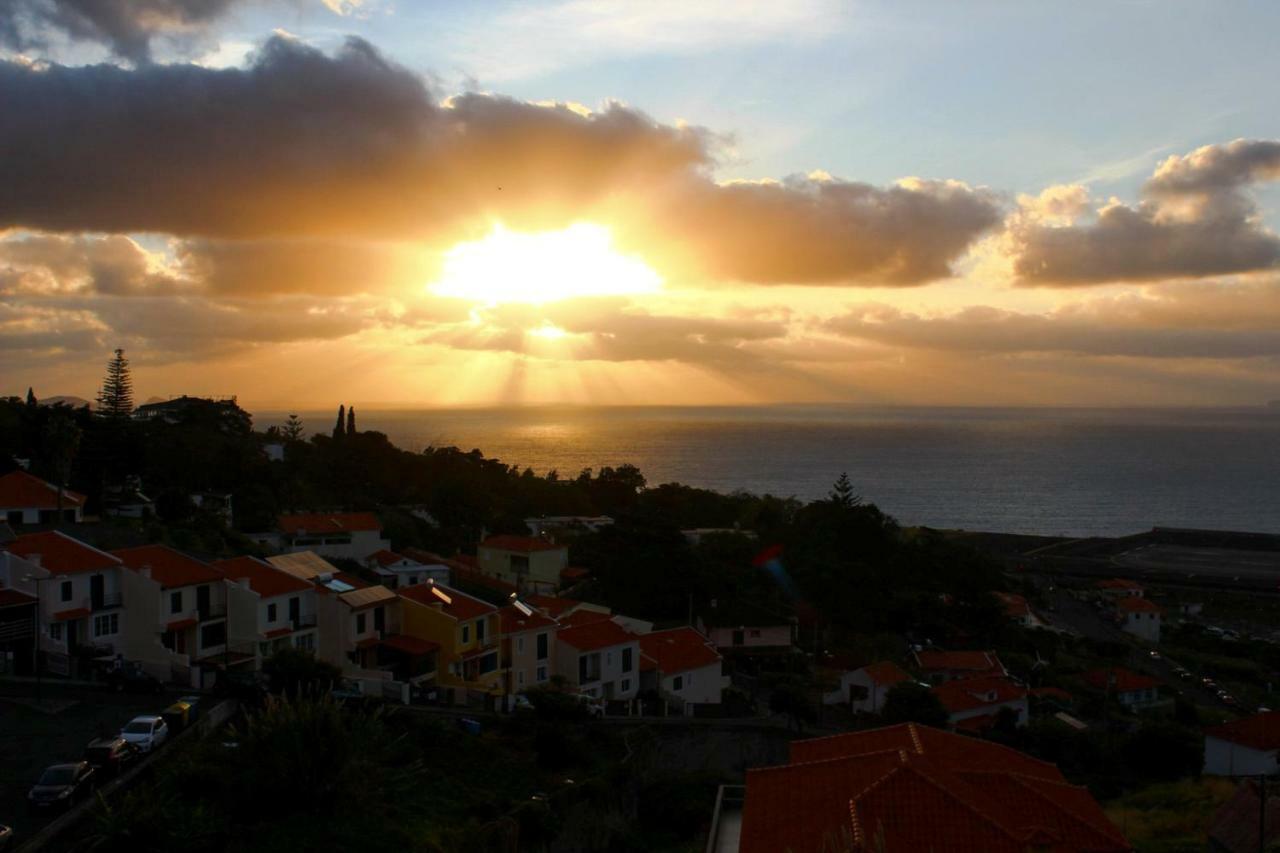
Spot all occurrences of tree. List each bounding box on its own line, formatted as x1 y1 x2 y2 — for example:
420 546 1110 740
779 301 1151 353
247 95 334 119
830 472 860 508
25 387 37 408
96 348 134 418
262 648 341 697
282 414 304 441
880 682 948 728
333 405 346 439
346 406 356 435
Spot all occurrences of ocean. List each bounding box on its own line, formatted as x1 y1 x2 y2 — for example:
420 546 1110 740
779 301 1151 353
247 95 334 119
253 406 1280 538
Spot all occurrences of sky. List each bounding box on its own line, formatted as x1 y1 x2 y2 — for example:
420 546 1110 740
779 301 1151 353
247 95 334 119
2 0 1280 408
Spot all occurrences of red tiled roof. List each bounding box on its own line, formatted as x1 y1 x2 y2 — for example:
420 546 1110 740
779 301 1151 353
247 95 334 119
53 606 90 621
381 634 439 656
0 470 86 509
481 534 565 553
954 712 1000 733
527 593 587 618
993 591 1031 618
4 530 120 575
1206 711 1280 752
1210 779 1280 853
398 582 496 621
112 544 222 589
560 566 591 581
743 723 1129 853
557 618 636 652
1083 668 1160 693
914 649 1006 675
499 605 557 635
640 627 721 675
0 587 36 607
861 660 913 687
1117 597 1162 613
166 617 197 631
558 608 612 627
368 549 413 568
278 512 381 534
212 556 312 598
933 676 1027 714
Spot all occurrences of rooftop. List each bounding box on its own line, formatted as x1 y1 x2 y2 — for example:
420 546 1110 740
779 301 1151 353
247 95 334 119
1083 667 1160 693
498 604 558 635
266 551 340 581
113 544 223 589
368 549 417 568
932 676 1028 714
1116 597 1162 613
914 649 1006 675
860 660 913 687
399 582 496 621
0 470 86 509
3 530 120 575
481 534 566 554
278 512 382 534
211 556 312 598
639 627 722 674
337 584 397 611
557 617 637 652
1206 711 1280 752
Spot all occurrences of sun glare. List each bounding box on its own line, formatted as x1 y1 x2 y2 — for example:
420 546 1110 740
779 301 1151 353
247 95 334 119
430 223 662 305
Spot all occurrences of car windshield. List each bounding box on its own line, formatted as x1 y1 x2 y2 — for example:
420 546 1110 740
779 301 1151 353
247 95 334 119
39 767 75 786
123 721 153 734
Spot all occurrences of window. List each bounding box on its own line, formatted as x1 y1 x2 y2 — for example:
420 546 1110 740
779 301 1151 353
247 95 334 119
478 652 498 675
49 623 63 642
621 647 633 673
672 675 684 691
518 671 525 686
289 596 301 625
536 665 548 682
295 633 314 652
93 613 118 637
461 624 470 644
687 672 694 686
621 678 631 693
373 606 385 633
536 632 548 660
266 603 277 623
200 621 225 649
476 617 486 643
517 637 525 655
170 591 182 614
605 651 612 667
356 613 366 634
60 580 73 602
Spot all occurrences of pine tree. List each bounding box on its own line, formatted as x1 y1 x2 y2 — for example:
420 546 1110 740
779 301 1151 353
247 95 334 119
96 348 134 418
830 472 861 508
347 406 356 435
283 414 304 441
333 405 346 439
25 387 37 407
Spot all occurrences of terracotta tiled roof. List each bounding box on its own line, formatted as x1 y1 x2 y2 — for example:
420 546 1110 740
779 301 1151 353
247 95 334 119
1116 597 1162 613
399 582 495 621
212 556 312 598
451 564 518 596
861 660 913 687
560 566 591 581
0 470 86 509
381 634 439 656
166 617 197 631
113 544 222 589
0 587 36 607
53 606 91 621
368 549 417 568
557 618 636 652
742 723 1129 853
4 530 120 575
1206 711 1280 751
558 608 612 627
932 676 1028 714
640 627 721 675
278 512 381 534
498 605 557 635
527 593 590 618
914 649 1006 676
993 591 1031 618
1083 668 1160 693
481 534 565 553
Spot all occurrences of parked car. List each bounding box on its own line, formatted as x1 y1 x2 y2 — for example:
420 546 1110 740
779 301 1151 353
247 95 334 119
84 736 140 778
120 716 169 753
103 663 162 694
27 762 95 812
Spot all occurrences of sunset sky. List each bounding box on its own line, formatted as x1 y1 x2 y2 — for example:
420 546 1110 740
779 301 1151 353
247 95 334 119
3 0 1280 407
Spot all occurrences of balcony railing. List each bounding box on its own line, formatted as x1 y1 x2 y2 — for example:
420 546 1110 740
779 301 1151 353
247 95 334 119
92 592 123 611
197 601 227 621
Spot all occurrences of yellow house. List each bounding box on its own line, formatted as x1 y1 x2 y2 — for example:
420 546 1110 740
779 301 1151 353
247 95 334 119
399 582 501 701
477 535 568 594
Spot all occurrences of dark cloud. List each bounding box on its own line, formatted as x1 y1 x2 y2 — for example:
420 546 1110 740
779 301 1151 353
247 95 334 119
0 0 242 63
1011 139 1280 286
176 239 427 297
0 36 1000 285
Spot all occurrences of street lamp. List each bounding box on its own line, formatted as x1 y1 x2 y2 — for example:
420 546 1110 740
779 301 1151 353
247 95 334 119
22 573 68 705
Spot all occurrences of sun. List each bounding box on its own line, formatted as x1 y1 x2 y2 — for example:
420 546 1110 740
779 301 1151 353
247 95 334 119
429 222 662 305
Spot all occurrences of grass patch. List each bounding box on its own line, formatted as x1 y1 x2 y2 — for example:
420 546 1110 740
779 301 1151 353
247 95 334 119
1105 777 1236 853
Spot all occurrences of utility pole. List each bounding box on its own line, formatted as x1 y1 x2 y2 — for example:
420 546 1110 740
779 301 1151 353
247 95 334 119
1260 774 1267 853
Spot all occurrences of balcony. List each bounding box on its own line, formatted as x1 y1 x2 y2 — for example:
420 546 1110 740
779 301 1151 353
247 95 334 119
92 592 123 611
197 601 227 621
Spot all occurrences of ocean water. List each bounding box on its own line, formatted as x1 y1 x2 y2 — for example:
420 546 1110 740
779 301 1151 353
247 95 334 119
254 406 1280 538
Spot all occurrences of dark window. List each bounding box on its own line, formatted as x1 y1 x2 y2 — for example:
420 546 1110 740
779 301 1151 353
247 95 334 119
536 632 548 660
5 510 20 526
578 655 589 683
478 652 497 675
732 629 745 646
200 621 225 648
672 675 683 691
288 596 300 623
356 613 367 634
60 580 73 602
170 591 182 614
476 617 486 643
621 647 633 673
267 603 277 623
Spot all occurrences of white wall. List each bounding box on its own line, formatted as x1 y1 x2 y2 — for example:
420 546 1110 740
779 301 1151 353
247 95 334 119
949 697 1028 728
284 529 390 561
840 669 902 713
661 660 723 706
1204 737 1279 776
706 624 792 650
1122 612 1161 643
555 638 641 700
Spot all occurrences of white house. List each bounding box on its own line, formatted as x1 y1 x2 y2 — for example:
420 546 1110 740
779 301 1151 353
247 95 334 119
1117 597 1162 643
932 676 1029 732
365 549 449 590
912 649 1008 685
697 603 795 653
1205 712 1280 776
555 618 640 702
827 660 914 712
477 535 568 594
211 556 319 664
1084 668 1163 710
263 512 390 561
639 626 727 712
0 470 85 526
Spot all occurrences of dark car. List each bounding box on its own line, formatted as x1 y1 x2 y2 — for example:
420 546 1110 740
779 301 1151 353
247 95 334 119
103 663 162 693
84 736 139 778
28 762 95 812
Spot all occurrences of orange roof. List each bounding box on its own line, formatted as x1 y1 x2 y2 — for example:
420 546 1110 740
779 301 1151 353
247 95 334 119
452 564 518 596
398 582 495 621
212 556 312 598
558 608 612 627
527 593 587 618
560 566 591 581
1206 711 1280 751
0 470 86 509
53 606 91 621
112 544 222 589
368 549 415 568
498 604 557 635
993 591 1031 618
861 660 913 687
481 534 565 553
914 649 1005 675
5 530 121 575
743 723 1128 853
0 587 36 607
1117 597 1162 613
380 633 439 656
1083 667 1160 693
932 676 1028 714
639 627 721 675
166 617 197 631
278 512 381 534
557 618 636 652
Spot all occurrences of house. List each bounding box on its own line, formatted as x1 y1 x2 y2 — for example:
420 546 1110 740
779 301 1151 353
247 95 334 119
1 531 126 676
912 649 1007 684
476 535 569 594
132 395 247 429
0 585 37 675
639 626 726 712
556 617 641 702
993 591 1037 627
527 593 610 622
720 722 1130 853
1116 596 1162 643
263 512 390 561
498 604 558 699
190 492 233 526
113 544 242 683
931 676 1029 732
398 582 500 701
1097 578 1145 598
1208 779 1280 852
1084 668 1163 710
827 661 914 712
211 556 319 664
0 470 85 526
698 602 795 653
525 515 614 536
1204 711 1280 776
365 549 449 590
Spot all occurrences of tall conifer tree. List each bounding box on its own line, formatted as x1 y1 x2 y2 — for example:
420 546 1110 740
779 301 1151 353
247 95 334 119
96 348 134 418
347 406 356 435
333 405 346 438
